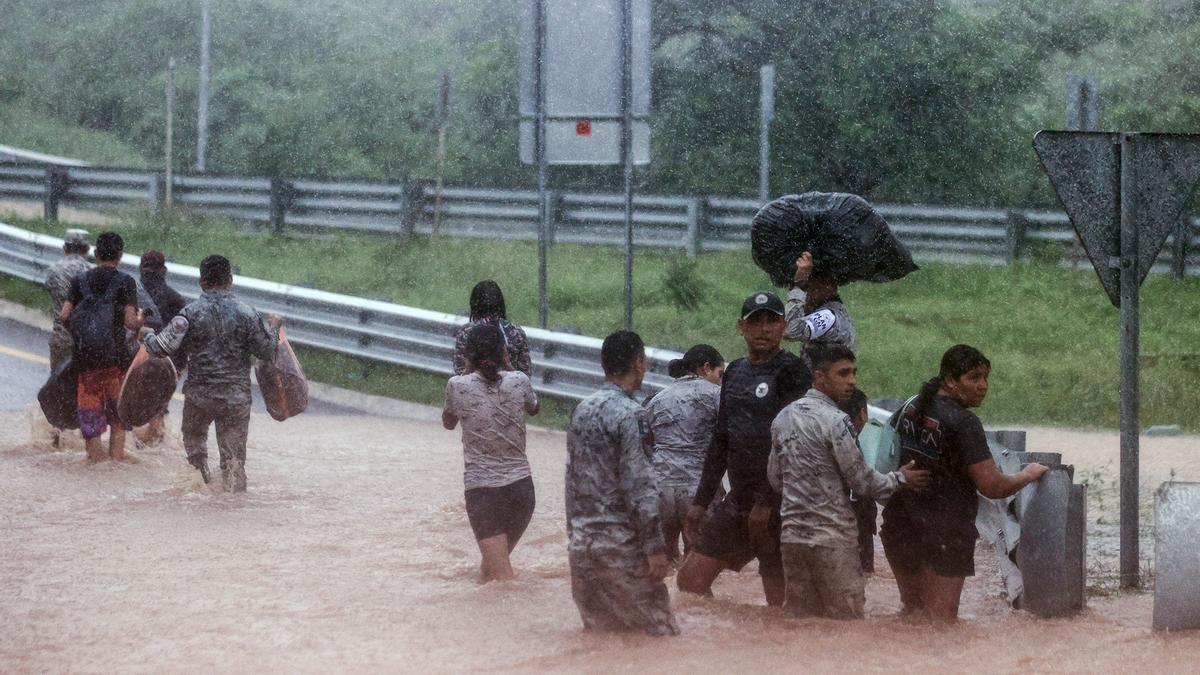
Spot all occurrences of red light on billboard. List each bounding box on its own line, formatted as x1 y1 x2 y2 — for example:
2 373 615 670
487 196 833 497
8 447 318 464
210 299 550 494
576 120 592 136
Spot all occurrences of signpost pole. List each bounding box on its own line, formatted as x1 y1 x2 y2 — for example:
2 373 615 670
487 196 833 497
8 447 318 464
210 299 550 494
1118 132 1141 588
535 0 549 329
759 64 774 204
620 0 634 330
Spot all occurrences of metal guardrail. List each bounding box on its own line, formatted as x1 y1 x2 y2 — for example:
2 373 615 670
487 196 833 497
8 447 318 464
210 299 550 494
1 162 1197 276
0 221 681 402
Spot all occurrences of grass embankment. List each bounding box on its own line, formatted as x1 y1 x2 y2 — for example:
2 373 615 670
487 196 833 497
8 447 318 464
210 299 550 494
0 101 147 166
4 209 1199 431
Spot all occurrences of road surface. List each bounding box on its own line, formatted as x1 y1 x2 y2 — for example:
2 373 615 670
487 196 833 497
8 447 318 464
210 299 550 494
2 313 1198 672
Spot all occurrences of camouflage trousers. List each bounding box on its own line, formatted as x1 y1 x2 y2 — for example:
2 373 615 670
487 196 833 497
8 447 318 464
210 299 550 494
569 550 680 637
48 329 74 374
780 542 865 619
182 395 251 492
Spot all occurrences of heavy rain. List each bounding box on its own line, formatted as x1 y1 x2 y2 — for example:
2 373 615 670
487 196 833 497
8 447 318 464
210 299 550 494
2 0 1200 672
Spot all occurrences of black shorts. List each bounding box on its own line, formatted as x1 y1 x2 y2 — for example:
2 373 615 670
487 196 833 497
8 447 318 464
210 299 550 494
879 511 975 578
691 494 783 577
464 476 535 544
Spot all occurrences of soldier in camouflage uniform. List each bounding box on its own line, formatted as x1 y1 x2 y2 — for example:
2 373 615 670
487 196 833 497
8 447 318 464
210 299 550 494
565 331 678 637
767 345 927 619
144 255 280 491
44 229 93 372
644 344 724 563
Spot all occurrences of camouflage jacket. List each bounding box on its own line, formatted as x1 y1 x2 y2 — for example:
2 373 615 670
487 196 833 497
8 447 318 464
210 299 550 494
784 287 857 354
644 375 721 489
767 389 901 547
566 383 666 561
44 254 92 334
144 289 278 403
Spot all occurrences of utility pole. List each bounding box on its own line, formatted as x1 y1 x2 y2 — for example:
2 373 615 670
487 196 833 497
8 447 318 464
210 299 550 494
165 57 176 208
759 64 775 203
196 0 211 172
433 70 451 236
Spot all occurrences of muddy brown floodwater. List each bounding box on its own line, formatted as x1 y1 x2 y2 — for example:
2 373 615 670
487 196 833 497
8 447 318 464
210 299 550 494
2 404 1198 673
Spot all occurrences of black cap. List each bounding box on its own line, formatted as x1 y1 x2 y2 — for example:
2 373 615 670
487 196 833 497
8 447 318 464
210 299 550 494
740 291 785 320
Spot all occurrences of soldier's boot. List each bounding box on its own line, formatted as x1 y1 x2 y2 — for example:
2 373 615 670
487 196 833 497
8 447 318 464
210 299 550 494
223 459 247 493
188 455 211 484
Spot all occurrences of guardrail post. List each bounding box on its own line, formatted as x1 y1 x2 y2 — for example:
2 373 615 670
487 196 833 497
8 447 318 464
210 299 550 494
43 166 70 222
546 191 563 246
1170 218 1190 279
397 182 424 237
1005 210 1029 264
150 173 167 217
686 197 707 258
269 178 295 235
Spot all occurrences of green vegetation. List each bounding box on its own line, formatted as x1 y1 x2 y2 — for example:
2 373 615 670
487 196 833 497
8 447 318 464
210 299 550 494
4 210 1198 431
2 1 1198 206
0 101 147 166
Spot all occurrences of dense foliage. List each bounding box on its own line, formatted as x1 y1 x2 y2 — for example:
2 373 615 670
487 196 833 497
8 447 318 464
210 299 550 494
1 0 1197 205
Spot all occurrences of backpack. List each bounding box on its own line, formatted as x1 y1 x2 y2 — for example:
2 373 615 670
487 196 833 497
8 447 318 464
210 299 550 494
70 272 125 368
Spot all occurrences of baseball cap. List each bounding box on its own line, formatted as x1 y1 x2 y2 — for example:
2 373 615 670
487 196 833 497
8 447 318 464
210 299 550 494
63 229 89 246
740 291 785 320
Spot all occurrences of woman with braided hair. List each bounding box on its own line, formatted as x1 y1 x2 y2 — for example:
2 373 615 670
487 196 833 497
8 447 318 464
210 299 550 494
881 344 1049 620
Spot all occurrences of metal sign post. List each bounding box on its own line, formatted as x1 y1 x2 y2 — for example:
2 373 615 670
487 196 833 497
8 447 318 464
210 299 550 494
620 0 634 330
759 64 775 204
1035 130 1200 588
1116 132 1140 588
520 0 651 330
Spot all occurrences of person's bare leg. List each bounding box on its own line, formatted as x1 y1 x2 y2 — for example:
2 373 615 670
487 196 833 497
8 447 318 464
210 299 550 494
146 415 165 444
84 436 107 463
761 572 786 607
892 569 926 616
920 569 965 621
477 534 513 582
108 426 129 461
676 552 725 596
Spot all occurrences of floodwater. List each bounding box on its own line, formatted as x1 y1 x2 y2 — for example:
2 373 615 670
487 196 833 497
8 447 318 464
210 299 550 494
2 405 1199 673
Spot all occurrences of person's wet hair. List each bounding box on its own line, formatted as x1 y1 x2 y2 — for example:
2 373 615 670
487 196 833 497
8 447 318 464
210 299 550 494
140 250 167 277
807 343 856 373
601 330 645 377
199 254 233 287
94 231 124 262
912 344 991 421
668 343 723 378
469 280 507 321
465 323 506 381
839 387 868 420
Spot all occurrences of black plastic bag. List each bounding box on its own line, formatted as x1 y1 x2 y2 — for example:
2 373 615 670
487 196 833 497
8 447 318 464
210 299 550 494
751 192 918 287
38 358 80 430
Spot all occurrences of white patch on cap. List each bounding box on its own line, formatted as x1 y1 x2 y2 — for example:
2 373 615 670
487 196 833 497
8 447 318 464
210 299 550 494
755 293 768 305
755 382 769 398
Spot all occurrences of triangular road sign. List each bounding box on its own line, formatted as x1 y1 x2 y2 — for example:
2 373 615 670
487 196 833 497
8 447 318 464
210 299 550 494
1034 131 1200 306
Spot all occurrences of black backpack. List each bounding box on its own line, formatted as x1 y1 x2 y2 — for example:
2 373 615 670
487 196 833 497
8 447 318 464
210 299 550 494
70 272 125 368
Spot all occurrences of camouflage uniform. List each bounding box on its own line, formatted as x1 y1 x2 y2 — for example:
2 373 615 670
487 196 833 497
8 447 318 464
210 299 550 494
145 289 278 490
784 287 857 354
566 383 678 637
767 389 903 618
44 254 92 372
644 375 721 562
